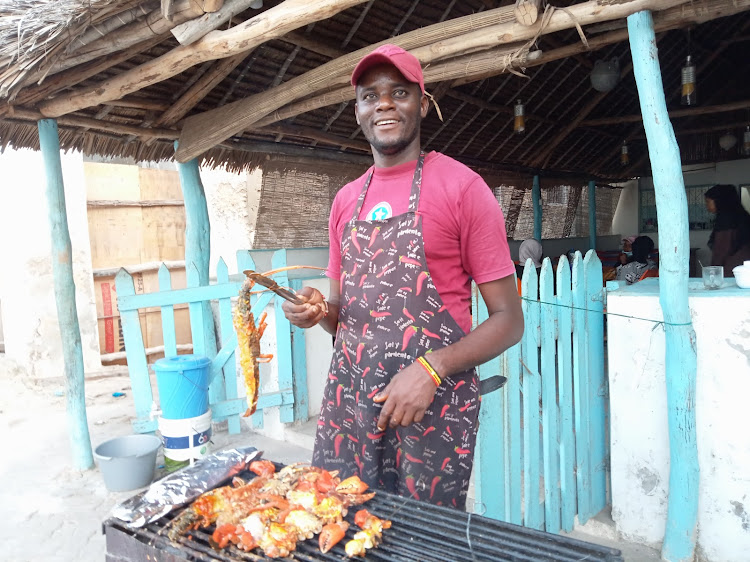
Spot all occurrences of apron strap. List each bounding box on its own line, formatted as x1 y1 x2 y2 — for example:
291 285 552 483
350 153 426 222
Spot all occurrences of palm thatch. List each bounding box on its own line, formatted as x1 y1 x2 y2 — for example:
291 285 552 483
0 0 749 180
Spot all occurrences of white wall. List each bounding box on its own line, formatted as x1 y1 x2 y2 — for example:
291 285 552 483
616 158 750 271
607 278 750 561
0 148 101 380
201 165 263 273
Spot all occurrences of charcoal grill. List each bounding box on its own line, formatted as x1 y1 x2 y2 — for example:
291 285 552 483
104 467 622 562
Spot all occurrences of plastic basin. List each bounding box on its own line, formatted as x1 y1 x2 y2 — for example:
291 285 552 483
94 434 162 492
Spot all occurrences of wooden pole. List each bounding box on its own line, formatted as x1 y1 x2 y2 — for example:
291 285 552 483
514 0 543 25
533 175 542 240
588 180 596 250
581 98 750 127
175 144 211 287
627 11 698 562
37 119 94 470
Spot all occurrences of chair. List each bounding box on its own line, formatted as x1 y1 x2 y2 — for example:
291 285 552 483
639 268 659 281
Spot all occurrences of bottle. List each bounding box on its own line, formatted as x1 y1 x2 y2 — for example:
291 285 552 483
681 55 697 106
513 100 525 135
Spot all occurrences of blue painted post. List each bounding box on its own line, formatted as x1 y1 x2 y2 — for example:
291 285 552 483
628 12 698 561
504 337 522 526
158 264 177 358
472 285 505 520
588 180 597 250
37 119 94 470
532 175 542 241
175 143 217 363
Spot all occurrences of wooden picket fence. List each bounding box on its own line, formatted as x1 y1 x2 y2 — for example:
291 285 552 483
114 248 319 434
472 250 608 533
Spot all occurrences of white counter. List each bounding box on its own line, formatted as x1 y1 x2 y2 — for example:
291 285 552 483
606 278 750 561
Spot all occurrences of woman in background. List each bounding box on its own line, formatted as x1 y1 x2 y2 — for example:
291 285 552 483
515 238 543 279
616 236 656 284
705 184 750 276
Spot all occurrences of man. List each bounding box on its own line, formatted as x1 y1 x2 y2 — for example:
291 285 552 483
282 44 523 510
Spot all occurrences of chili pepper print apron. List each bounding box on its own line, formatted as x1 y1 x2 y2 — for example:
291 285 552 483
312 154 480 510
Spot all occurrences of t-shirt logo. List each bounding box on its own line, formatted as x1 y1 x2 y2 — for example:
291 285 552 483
368 202 392 221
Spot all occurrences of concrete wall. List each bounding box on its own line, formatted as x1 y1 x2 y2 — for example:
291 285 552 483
607 278 750 561
0 148 101 380
615 158 750 269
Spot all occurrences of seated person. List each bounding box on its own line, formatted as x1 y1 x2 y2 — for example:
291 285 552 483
515 238 543 279
616 236 656 284
619 235 637 265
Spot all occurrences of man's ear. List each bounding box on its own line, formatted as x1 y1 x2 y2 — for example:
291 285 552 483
420 94 429 118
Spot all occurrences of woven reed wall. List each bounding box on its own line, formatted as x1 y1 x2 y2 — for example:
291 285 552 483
253 157 369 249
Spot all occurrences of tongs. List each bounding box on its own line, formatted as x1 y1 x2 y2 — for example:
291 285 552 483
243 269 304 305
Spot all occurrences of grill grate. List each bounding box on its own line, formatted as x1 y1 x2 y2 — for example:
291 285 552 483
105 469 623 562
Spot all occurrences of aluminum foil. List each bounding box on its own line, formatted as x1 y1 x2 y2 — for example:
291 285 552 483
112 447 263 528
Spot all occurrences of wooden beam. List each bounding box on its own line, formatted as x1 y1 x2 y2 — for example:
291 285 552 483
249 46 541 130
0 36 164 117
174 0 694 162
46 0 206 78
202 0 225 12
281 32 347 59
171 0 265 46
9 107 180 140
627 11 698 561
256 123 371 151
221 139 374 165
581 99 750 127
104 97 172 111
514 0 543 26
38 0 369 118
445 90 555 123
37 119 94 470
153 52 249 127
65 3 157 54
87 199 185 208
162 0 175 21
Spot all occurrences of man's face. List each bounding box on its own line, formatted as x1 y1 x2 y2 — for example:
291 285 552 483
354 64 428 158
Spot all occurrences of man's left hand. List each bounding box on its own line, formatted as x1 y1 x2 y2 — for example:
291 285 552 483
373 364 437 430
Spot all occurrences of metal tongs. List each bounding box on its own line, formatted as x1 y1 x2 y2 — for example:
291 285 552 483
243 269 304 305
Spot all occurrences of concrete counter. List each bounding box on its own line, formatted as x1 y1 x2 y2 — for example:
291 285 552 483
606 278 750 561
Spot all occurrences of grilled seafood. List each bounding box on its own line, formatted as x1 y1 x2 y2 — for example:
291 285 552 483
319 520 350 553
234 281 272 417
284 509 323 540
170 461 388 558
345 509 392 557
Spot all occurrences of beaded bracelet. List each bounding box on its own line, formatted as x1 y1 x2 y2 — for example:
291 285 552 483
417 356 441 387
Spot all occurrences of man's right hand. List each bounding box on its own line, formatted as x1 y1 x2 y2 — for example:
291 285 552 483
282 286 327 328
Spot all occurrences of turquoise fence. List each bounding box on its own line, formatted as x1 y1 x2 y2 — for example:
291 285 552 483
114 248 321 434
472 250 608 533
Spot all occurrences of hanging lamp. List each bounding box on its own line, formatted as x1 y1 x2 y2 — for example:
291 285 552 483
513 99 526 134
620 141 629 166
681 30 697 106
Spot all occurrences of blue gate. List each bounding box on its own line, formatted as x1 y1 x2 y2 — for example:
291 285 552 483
472 250 608 533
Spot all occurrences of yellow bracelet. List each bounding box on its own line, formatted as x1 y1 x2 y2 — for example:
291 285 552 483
417 356 441 387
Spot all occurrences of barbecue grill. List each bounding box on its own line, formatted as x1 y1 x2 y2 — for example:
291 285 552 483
104 468 623 562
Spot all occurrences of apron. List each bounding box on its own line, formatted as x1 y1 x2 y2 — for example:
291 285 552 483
312 154 480 510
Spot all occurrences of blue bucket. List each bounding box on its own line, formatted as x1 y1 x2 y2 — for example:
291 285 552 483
153 354 211 419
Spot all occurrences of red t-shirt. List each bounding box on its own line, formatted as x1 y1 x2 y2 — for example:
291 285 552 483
326 152 514 333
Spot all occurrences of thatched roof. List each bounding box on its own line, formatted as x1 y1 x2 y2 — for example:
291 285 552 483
1 0 749 179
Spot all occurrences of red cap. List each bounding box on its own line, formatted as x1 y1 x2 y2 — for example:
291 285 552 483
351 44 425 94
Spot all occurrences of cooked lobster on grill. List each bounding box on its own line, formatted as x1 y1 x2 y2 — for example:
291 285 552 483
167 461 385 558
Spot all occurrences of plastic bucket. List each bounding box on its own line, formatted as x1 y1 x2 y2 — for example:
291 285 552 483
153 354 211 419
94 434 162 492
159 409 212 469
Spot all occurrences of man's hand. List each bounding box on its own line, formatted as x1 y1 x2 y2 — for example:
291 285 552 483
281 286 327 328
373 363 437 430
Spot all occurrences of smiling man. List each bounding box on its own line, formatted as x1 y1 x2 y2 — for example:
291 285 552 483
282 44 523 510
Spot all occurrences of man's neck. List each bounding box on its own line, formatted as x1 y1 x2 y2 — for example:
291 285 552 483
372 143 422 168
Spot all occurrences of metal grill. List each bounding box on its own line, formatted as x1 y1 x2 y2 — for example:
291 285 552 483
105 469 623 562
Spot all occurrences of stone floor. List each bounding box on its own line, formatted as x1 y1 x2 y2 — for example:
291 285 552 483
0 360 660 561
